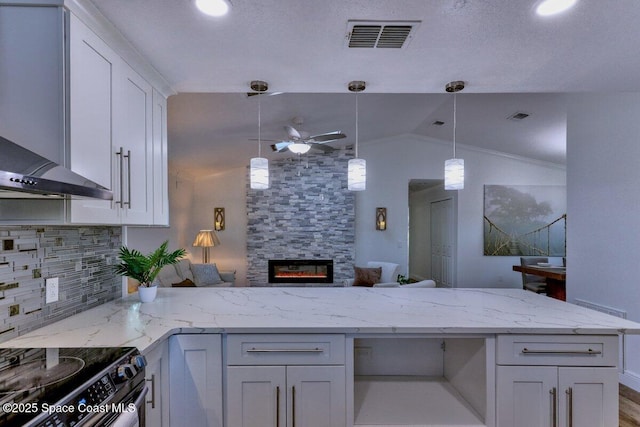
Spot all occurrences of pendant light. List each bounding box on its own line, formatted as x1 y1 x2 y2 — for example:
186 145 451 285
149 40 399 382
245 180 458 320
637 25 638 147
348 80 366 191
250 80 269 190
444 80 465 190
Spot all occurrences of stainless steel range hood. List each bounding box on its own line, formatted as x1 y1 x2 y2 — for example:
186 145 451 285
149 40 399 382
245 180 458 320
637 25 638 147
0 136 113 200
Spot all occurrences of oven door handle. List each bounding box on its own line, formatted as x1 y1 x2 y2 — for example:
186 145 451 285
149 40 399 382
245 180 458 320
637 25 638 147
133 385 149 409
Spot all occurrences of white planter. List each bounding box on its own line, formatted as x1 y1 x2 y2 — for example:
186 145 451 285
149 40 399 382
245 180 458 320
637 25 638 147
138 285 158 303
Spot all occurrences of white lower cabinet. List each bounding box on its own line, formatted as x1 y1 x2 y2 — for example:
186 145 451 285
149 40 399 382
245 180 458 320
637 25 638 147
495 335 619 427
144 340 169 427
226 365 346 427
225 334 347 427
496 366 617 427
169 334 223 427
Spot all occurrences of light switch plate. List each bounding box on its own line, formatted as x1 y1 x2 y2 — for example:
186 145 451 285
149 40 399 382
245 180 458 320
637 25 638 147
46 277 59 303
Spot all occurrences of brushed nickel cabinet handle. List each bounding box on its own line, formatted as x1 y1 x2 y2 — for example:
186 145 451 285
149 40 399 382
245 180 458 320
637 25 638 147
115 148 124 206
550 387 557 427
246 348 323 353
291 385 296 427
123 149 131 207
566 387 573 427
275 386 280 427
145 374 156 409
521 348 601 355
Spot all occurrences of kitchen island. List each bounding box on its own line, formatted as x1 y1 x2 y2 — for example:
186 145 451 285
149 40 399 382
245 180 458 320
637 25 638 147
3 287 639 427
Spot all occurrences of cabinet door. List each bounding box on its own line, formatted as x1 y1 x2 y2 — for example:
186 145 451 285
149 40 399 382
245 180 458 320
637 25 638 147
496 365 557 427
68 13 120 224
151 89 169 225
169 334 223 427
226 366 286 427
144 341 169 427
558 367 618 427
287 366 346 427
116 63 153 224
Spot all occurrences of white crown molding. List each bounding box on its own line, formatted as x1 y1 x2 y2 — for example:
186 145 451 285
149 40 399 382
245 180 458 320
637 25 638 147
365 132 567 171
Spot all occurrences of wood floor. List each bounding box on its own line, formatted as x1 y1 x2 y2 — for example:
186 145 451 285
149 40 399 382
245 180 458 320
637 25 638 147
621 384 640 426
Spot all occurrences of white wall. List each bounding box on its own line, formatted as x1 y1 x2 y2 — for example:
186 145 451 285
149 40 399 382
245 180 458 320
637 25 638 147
566 93 640 389
191 167 248 284
357 134 566 288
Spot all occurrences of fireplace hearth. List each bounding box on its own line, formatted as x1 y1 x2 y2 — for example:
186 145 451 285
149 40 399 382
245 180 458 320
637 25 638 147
268 259 334 284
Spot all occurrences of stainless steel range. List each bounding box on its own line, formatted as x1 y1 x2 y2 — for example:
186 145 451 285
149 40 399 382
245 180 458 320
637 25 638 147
0 347 147 427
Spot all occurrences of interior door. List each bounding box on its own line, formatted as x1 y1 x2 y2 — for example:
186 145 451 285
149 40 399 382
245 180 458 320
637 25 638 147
430 198 454 287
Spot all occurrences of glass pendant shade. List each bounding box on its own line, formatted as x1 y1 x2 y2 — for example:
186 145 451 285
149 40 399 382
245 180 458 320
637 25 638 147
444 158 464 190
348 158 366 191
288 143 311 154
250 157 269 189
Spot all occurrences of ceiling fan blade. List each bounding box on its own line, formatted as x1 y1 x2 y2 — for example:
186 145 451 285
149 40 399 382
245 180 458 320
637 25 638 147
271 141 292 152
308 131 346 143
248 138 279 142
310 143 335 153
285 125 302 140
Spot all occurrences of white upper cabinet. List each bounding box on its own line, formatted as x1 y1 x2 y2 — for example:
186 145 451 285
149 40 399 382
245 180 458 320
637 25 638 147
68 12 159 225
152 89 169 226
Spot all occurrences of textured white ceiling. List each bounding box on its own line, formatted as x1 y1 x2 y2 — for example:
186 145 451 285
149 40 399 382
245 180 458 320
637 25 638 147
87 0 637 175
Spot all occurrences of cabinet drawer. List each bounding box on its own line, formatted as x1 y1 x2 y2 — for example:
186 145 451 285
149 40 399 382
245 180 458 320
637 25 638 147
226 334 345 365
497 335 618 366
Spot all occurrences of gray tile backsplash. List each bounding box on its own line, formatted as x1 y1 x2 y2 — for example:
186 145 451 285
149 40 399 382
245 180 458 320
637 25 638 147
0 226 121 343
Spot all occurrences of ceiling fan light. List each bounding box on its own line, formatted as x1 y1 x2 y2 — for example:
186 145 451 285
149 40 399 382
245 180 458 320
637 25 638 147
348 158 366 191
288 143 311 154
195 0 230 17
250 157 269 189
444 158 464 190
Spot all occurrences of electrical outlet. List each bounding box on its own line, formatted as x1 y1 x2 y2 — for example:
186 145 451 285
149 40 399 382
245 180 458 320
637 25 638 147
46 277 59 303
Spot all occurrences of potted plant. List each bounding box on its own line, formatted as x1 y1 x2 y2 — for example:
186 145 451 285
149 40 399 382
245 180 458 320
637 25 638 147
115 240 186 302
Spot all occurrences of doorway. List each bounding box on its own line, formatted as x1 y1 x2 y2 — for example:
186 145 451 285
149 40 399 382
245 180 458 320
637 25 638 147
408 180 457 287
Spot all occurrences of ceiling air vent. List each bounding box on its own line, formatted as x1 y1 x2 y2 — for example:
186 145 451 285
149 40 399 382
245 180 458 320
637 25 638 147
507 112 530 121
346 20 420 49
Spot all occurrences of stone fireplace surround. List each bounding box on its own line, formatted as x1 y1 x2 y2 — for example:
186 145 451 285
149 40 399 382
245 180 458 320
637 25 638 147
246 150 355 286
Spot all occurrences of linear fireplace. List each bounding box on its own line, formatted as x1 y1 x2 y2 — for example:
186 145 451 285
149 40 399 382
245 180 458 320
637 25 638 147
268 259 334 284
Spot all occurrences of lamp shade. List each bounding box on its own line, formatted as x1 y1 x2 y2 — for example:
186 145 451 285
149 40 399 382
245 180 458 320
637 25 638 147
348 158 366 191
250 157 269 189
444 158 464 190
192 230 220 247
288 143 311 154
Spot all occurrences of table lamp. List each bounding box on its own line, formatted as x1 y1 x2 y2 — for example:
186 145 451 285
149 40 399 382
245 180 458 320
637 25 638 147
192 229 220 263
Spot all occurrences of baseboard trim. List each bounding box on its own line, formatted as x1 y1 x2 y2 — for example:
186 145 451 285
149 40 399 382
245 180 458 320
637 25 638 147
620 370 640 392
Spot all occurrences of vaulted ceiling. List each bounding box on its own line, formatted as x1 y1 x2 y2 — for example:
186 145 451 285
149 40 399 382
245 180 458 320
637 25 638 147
88 0 640 176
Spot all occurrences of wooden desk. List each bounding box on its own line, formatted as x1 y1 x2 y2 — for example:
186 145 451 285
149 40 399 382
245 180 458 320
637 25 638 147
512 265 566 301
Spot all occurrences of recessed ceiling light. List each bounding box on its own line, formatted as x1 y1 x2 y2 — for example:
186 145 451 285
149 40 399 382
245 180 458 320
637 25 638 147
536 0 578 16
195 0 230 17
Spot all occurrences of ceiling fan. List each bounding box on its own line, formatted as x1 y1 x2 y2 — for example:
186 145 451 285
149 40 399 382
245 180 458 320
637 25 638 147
271 125 347 154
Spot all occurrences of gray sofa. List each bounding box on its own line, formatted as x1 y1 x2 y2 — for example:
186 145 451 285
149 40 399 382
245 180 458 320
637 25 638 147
157 259 235 287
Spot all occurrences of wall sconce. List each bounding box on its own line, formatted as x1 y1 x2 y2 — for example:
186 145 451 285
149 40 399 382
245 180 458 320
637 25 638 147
376 207 387 231
214 207 225 231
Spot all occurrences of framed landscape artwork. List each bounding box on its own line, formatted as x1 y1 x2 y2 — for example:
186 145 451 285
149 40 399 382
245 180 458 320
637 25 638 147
483 185 566 256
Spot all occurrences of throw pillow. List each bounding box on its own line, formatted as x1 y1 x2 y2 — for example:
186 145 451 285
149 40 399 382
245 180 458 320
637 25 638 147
172 278 196 287
175 259 195 282
156 265 182 287
191 263 223 286
353 266 382 287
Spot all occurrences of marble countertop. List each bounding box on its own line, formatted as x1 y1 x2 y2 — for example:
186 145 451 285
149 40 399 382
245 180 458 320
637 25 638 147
3 288 640 353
